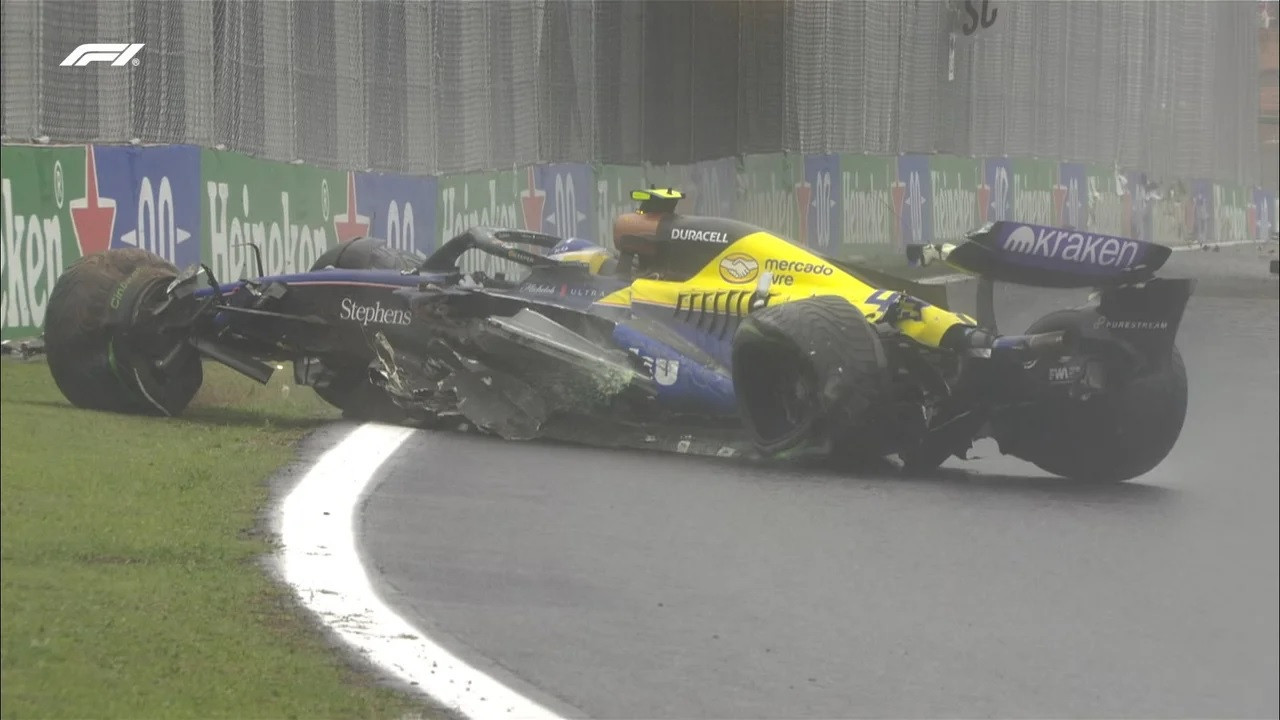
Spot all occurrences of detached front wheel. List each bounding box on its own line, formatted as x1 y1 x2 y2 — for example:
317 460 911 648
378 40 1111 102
731 295 896 462
44 249 203 416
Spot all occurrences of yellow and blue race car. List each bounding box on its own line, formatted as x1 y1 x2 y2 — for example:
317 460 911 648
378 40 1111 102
42 188 1194 482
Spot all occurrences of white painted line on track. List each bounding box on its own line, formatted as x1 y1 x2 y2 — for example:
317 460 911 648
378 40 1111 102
278 422 567 720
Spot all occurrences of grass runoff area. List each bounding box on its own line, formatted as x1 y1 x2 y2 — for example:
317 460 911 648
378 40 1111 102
1 359 436 719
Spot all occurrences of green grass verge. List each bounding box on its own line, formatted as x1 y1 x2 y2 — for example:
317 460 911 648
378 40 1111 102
0 360 434 719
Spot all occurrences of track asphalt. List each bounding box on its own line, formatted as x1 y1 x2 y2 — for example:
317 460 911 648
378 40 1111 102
354 245 1279 718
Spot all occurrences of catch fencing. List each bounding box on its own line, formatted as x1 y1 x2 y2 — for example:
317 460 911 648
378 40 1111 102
0 0 1265 187
4 1 1279 341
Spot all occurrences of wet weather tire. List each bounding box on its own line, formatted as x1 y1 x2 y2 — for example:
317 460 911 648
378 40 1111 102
310 236 421 272
44 249 203 416
1000 309 1188 482
311 365 410 423
731 295 895 461
302 238 415 422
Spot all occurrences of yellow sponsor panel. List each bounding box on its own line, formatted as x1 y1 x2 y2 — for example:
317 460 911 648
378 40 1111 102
594 230 977 350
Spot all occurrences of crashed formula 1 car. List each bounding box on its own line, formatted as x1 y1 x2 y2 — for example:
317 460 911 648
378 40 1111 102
43 188 1194 482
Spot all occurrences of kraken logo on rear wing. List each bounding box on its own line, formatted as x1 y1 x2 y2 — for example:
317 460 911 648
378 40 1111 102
932 221 1188 337
941 221 1172 289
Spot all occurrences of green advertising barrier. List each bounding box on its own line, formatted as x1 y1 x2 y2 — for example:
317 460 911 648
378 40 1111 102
437 169 523 240
836 154 895 259
6 141 1269 341
1083 163 1125 236
1213 182 1250 244
1151 182 1190 247
929 154 980 243
642 163 694 200
200 149 346 282
1010 157 1056 227
735 152 803 243
642 158 739 221
1 146 85 340
436 168 527 277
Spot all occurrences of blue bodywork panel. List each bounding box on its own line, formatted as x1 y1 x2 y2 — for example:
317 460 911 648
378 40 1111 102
183 247 744 413
612 322 738 416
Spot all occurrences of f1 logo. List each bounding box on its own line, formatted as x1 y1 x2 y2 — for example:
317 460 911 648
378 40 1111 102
60 43 145 67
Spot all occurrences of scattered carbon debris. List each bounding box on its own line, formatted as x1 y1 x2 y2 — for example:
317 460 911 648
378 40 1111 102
0 336 45 360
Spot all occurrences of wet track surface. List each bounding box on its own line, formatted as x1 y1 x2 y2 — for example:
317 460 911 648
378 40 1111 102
359 246 1279 718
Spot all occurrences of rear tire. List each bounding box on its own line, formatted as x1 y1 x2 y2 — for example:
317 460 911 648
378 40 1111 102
302 238 415 422
311 365 410 423
311 236 421 272
44 250 203 416
731 295 895 461
996 309 1188 482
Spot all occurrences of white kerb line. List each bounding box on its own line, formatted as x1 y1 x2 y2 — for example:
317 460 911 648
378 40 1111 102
278 422 566 720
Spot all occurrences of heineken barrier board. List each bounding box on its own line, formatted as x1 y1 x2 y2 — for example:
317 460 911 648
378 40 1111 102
200 149 348 282
1 146 83 340
437 164 597 278
1084 163 1126 237
735 153 805 246
929 155 980 244
1009 157 1056 228
3 141 1277 339
437 169 523 278
838 154 895 249
201 150 442 282
437 164 598 244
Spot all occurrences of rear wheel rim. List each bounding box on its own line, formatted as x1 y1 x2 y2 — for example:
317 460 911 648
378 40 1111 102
775 363 814 429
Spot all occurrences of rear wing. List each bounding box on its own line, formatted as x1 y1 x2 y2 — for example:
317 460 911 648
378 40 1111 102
940 222 1171 289
930 222 1185 337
